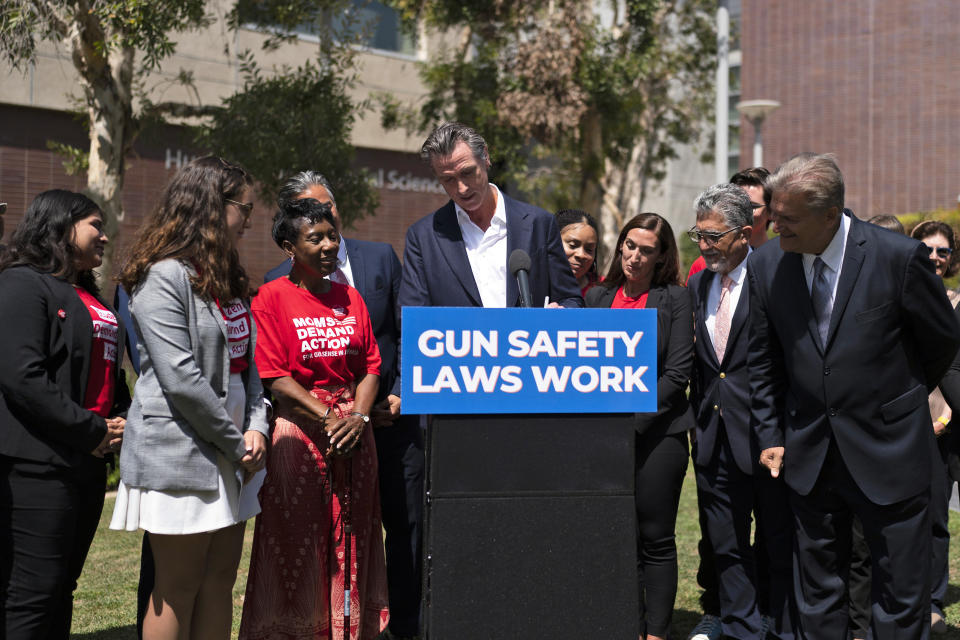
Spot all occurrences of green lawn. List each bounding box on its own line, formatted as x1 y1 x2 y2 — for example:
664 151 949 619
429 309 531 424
72 466 960 638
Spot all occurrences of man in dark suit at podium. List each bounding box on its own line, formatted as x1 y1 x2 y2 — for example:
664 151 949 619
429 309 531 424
688 183 794 640
748 153 960 639
265 172 424 640
398 122 582 316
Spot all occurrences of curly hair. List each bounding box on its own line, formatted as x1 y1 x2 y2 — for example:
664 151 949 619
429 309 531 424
0 189 102 294
119 156 252 300
602 213 681 290
271 198 338 249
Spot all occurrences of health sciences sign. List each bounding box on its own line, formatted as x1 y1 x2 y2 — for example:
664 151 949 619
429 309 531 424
369 168 446 194
401 307 658 414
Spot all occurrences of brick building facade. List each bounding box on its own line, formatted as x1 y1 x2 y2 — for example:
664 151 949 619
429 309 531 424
739 0 960 217
0 104 447 284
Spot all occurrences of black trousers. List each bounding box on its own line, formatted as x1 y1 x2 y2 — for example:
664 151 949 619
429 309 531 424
930 434 952 614
635 431 689 638
847 515 871 639
848 435 951 640
791 440 931 640
0 455 106 640
374 418 425 637
695 427 795 640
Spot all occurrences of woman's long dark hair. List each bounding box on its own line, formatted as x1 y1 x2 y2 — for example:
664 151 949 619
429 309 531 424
0 189 102 294
119 156 252 300
602 212 681 291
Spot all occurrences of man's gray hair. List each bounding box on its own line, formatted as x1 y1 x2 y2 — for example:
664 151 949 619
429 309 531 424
420 122 489 166
694 183 753 229
277 171 336 210
766 152 844 213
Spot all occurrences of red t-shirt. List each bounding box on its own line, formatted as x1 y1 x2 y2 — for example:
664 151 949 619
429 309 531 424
75 287 118 417
251 277 381 391
686 256 706 284
218 298 251 374
611 286 649 309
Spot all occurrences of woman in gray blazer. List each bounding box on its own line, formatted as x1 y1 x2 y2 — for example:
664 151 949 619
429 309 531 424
109 157 269 640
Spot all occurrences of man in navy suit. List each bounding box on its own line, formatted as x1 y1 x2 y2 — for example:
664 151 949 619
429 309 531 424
399 122 582 316
688 184 794 640
748 153 960 639
265 172 424 640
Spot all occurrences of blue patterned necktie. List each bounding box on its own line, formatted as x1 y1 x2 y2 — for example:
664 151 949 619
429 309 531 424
810 256 832 347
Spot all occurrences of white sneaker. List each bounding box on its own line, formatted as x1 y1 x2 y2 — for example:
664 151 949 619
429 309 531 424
688 614 722 640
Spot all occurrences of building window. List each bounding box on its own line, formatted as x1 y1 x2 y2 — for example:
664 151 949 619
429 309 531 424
342 1 416 56
241 0 416 57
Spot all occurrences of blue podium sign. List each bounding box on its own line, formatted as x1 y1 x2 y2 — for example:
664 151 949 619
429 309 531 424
401 307 657 414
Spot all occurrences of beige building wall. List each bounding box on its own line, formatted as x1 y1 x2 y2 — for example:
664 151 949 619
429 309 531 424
0 0 432 153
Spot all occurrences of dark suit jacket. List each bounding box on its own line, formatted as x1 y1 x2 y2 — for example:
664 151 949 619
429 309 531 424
263 258 292 284
264 238 402 404
0 265 130 467
933 302 960 481
114 284 140 375
399 195 583 397
399 196 583 308
586 283 694 438
688 267 756 474
748 213 960 505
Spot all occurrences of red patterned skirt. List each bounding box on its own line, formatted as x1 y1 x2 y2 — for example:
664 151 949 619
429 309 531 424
239 386 390 639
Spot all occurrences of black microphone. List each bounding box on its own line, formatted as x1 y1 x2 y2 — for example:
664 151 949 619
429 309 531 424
509 249 534 308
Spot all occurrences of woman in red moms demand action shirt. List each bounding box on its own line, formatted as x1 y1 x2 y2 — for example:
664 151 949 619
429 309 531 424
0 190 129 639
239 198 389 640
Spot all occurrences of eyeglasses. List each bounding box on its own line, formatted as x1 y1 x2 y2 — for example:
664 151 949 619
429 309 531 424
922 243 953 259
225 198 254 221
750 202 765 210
687 226 742 246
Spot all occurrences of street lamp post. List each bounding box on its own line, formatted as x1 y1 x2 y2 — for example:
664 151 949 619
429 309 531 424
736 99 781 168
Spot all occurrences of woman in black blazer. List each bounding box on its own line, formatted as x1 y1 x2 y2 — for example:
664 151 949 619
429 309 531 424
586 213 694 640
0 190 129 639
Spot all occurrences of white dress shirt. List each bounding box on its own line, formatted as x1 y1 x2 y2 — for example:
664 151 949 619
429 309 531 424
327 235 355 287
802 211 851 302
705 248 751 347
455 184 508 308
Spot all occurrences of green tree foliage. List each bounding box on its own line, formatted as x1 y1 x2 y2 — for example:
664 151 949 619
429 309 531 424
197 57 378 227
207 0 379 225
0 0 380 271
381 0 715 249
0 0 210 276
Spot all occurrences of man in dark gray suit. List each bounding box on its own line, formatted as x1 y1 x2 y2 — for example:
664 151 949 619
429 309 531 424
688 184 794 640
399 122 582 312
748 153 960 639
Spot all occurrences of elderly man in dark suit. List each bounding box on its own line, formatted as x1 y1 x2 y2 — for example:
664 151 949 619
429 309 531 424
688 184 794 640
748 153 960 639
264 172 423 640
398 122 582 313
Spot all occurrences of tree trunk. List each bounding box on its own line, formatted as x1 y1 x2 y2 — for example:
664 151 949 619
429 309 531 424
577 107 608 265
578 108 604 218
68 8 135 285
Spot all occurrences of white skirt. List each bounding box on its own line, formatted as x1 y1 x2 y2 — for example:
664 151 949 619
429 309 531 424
109 373 266 535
